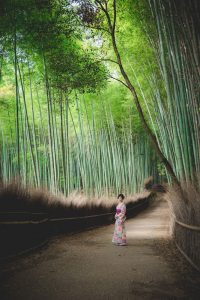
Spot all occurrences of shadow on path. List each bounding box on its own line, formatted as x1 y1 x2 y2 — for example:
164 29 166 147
0 198 200 300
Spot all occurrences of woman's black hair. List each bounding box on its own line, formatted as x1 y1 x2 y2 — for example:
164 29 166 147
117 193 125 200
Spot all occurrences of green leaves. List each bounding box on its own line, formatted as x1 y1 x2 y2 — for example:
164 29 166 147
0 0 107 93
146 0 200 182
0 0 160 197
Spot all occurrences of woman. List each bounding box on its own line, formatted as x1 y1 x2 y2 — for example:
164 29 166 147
112 193 127 246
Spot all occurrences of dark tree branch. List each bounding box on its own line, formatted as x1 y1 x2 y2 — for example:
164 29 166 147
113 0 116 32
109 75 130 89
101 58 119 64
95 0 181 186
95 0 107 14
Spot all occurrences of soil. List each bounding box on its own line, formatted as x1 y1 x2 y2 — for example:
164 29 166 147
0 197 200 300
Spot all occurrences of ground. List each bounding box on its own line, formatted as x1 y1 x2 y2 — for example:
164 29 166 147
0 197 200 300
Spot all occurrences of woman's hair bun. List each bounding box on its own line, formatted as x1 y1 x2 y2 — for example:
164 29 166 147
117 193 125 199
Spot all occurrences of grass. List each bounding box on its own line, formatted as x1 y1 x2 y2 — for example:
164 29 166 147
0 179 152 217
164 173 200 269
165 175 200 227
0 179 152 259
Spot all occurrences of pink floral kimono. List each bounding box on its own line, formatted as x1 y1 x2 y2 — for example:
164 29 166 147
112 202 127 245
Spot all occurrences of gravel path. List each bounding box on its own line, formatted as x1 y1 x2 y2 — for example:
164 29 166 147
0 198 200 300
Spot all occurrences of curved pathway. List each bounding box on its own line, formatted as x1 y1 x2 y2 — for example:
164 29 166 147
0 198 200 300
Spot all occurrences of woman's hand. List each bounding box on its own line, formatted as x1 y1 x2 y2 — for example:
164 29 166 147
118 216 126 224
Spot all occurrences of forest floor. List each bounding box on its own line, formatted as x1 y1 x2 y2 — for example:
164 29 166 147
0 197 200 300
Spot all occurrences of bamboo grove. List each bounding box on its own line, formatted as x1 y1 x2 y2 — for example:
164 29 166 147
114 0 200 186
0 61 158 196
0 0 199 199
147 0 200 184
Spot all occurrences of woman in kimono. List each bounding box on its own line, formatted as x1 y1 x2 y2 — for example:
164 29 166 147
112 193 127 246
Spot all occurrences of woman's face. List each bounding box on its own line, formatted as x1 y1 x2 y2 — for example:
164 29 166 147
118 196 123 202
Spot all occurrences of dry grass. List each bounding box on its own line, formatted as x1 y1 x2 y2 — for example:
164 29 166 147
144 176 153 189
0 181 152 258
0 180 151 216
164 174 200 269
164 176 200 227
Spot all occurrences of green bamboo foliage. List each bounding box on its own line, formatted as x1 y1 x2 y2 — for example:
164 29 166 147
0 26 160 197
149 0 199 182
122 0 199 184
0 82 158 197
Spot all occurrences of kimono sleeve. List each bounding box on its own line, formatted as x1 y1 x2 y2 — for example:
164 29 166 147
119 204 126 221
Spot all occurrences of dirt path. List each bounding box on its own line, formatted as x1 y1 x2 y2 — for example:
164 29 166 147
0 198 200 300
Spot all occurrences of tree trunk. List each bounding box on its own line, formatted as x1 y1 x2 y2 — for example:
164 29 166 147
100 0 180 187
